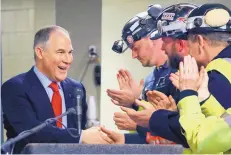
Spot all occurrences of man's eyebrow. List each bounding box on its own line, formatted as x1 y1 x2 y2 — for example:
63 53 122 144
69 49 74 53
56 49 65 52
56 49 74 52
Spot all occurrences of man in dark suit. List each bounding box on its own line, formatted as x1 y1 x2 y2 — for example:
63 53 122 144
1 25 111 154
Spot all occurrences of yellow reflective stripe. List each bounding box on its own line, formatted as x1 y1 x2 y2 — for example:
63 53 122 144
206 58 231 83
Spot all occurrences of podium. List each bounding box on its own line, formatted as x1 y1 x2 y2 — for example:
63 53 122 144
22 143 184 154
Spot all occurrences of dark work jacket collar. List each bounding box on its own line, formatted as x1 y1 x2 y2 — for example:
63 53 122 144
213 44 231 60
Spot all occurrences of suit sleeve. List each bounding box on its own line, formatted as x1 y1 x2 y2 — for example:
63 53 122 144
178 90 231 153
1 80 80 144
124 133 147 144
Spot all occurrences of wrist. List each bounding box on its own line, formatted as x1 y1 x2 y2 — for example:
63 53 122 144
120 134 125 144
198 90 210 103
131 123 137 130
180 87 197 92
81 130 87 143
179 90 198 101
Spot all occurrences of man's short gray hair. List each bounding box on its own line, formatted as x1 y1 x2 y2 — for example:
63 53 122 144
33 25 69 59
188 32 231 47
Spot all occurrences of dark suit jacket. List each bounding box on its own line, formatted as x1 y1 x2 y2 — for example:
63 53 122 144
1 67 88 153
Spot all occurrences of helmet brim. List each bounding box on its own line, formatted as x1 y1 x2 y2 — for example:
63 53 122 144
150 30 163 40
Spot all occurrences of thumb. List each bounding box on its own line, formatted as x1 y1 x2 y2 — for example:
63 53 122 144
120 106 131 113
168 95 176 105
197 66 205 88
101 126 112 135
203 68 209 83
139 79 144 88
100 126 116 139
135 99 150 110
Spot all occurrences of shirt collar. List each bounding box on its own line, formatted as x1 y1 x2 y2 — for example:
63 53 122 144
33 66 61 89
156 61 169 70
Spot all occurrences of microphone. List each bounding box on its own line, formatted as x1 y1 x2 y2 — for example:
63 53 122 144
72 87 83 135
1 108 76 154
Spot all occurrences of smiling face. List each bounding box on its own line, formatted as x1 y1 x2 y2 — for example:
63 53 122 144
35 28 73 82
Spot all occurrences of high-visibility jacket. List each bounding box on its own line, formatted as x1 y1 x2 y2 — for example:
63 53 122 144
178 93 231 154
178 56 231 154
148 45 231 147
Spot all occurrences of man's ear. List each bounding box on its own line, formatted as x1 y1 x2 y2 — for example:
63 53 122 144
178 40 185 53
197 35 205 55
35 46 43 59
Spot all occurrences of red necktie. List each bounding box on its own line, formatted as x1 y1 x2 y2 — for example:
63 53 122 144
49 82 62 128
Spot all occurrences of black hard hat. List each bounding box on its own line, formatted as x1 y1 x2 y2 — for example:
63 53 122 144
186 3 231 34
150 3 198 40
112 4 162 54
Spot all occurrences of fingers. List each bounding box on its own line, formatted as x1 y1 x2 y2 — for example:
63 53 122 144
203 67 209 82
115 123 128 130
100 126 115 138
114 112 126 117
100 132 114 144
119 69 129 81
124 69 133 81
170 73 179 81
146 90 153 96
169 73 179 89
149 99 159 106
146 91 159 100
117 73 125 89
183 55 189 77
170 78 179 89
107 89 123 95
175 71 179 76
139 79 144 88
179 61 184 85
113 113 126 123
146 91 160 105
168 95 177 111
111 99 120 106
179 61 184 78
168 95 176 105
107 89 123 101
198 66 204 86
192 57 199 76
134 99 150 110
152 90 168 100
120 106 136 117
113 117 124 123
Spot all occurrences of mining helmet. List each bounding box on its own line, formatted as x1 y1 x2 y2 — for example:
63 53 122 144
150 3 198 40
186 3 231 34
112 4 162 54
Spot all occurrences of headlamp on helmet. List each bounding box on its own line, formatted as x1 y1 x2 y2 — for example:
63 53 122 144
186 6 231 33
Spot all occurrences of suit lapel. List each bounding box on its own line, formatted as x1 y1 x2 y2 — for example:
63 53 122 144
61 80 76 128
26 67 54 121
